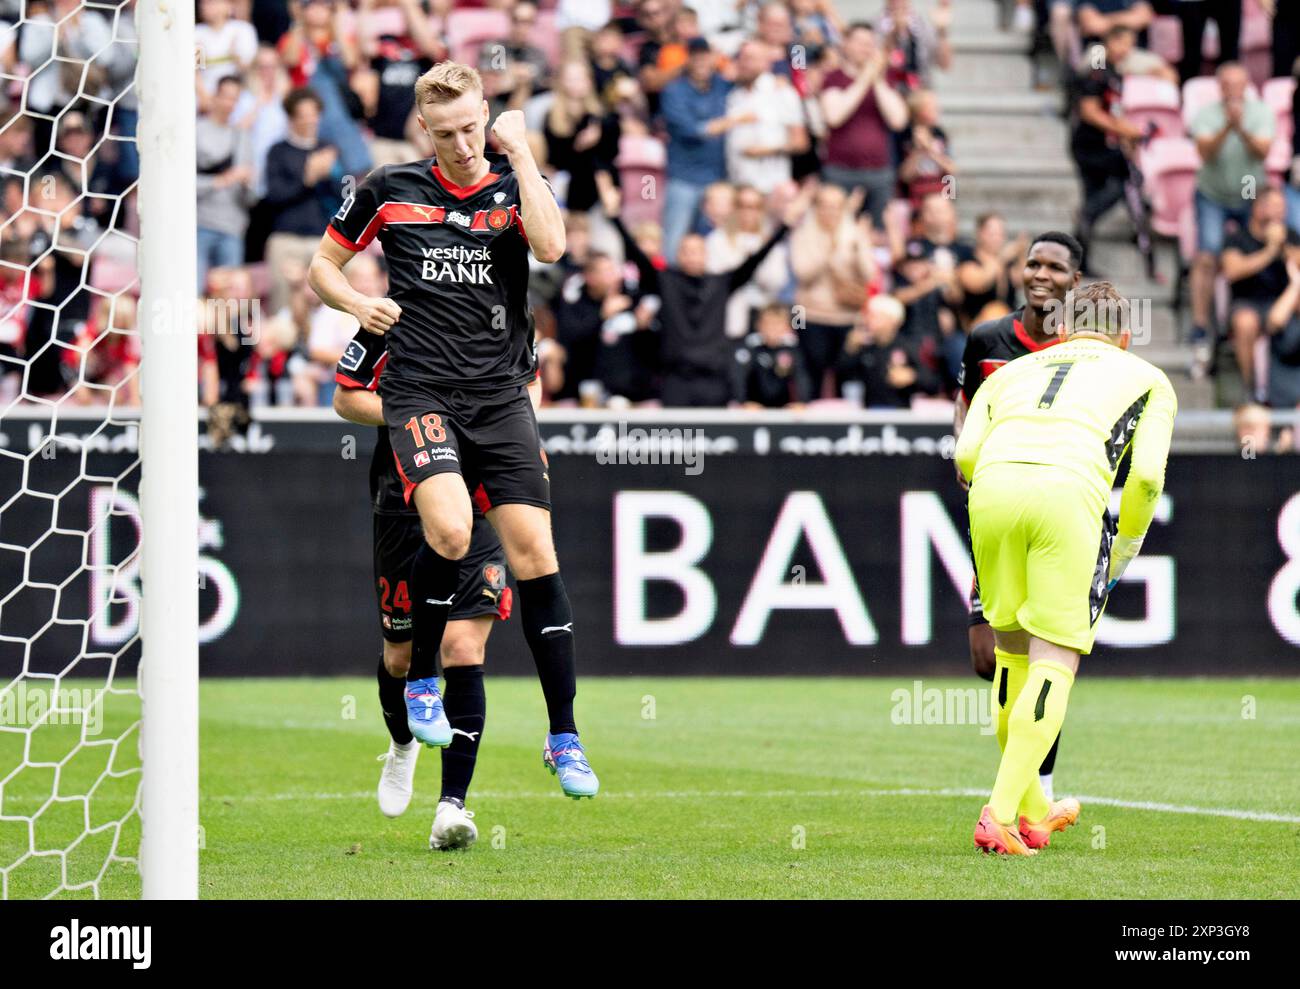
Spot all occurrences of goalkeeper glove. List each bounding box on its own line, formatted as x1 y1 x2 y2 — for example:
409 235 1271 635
1106 532 1144 593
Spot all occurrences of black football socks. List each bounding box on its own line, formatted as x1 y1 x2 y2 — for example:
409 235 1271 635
517 572 578 735
440 664 486 803
407 541 460 682
377 659 413 746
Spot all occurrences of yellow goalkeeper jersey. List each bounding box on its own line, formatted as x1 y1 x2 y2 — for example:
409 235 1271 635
954 336 1177 539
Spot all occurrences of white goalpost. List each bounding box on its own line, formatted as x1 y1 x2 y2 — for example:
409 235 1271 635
0 0 197 899
136 0 198 900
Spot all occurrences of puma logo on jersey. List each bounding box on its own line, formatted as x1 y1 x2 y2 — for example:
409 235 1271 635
426 596 454 606
541 623 572 635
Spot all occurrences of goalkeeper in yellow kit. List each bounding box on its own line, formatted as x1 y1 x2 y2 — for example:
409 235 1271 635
954 282 1177 856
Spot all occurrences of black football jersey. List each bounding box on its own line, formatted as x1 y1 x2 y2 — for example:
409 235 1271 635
957 308 1064 405
334 329 411 515
327 153 538 393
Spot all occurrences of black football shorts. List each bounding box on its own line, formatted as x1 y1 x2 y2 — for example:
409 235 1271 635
381 379 550 512
373 510 512 643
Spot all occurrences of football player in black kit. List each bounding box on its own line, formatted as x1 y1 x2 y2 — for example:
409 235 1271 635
953 231 1083 802
309 61 598 799
333 324 540 850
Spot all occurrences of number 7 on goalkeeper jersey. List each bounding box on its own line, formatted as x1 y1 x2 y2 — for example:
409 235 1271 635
953 336 1177 654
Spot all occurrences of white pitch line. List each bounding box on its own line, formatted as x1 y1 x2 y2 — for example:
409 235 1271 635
204 786 1300 823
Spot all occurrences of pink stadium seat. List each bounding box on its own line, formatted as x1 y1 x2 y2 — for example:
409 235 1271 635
1122 75 1185 139
534 9 562 68
1263 76 1296 148
1241 0 1273 89
1265 134 1293 182
1181 75 1259 130
1149 16 1183 66
445 8 511 66
89 257 138 296
358 6 408 42
1140 137 1202 261
616 134 667 226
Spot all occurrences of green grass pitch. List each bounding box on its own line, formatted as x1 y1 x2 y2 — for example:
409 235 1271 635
3 677 1299 898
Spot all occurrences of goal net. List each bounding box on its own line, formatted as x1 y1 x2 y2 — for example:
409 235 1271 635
0 0 196 899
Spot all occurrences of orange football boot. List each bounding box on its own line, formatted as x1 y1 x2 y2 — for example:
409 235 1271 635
973 805 1038 855
1018 798 1082 850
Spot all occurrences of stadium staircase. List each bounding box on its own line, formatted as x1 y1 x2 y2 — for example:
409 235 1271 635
840 0 1216 409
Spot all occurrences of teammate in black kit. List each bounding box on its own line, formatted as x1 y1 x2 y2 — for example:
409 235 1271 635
333 325 530 849
954 232 1083 801
309 61 599 799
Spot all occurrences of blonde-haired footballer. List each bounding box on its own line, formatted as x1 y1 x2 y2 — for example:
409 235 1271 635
954 282 1177 855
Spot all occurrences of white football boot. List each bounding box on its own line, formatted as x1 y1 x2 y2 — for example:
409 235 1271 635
376 740 420 818
428 798 477 851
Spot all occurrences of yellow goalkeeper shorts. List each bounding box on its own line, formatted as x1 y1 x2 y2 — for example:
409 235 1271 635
967 462 1116 654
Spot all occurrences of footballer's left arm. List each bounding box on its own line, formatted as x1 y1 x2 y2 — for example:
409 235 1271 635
492 110 565 263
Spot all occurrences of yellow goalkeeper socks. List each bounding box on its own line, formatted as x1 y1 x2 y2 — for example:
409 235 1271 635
991 647 1028 752
989 660 1074 825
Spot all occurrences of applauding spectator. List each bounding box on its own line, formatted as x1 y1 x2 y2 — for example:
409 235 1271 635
1188 63 1275 375
819 22 909 225
877 0 953 91
197 75 255 292
836 294 941 407
897 88 956 205
791 184 878 396
725 40 809 194
1222 188 1300 402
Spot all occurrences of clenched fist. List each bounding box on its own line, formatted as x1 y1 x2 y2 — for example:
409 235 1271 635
490 110 530 158
351 295 402 335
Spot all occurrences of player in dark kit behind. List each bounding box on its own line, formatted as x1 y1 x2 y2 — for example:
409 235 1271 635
954 231 1083 802
308 62 599 799
333 325 534 850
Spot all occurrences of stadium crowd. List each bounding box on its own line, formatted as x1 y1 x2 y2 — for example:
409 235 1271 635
0 0 1295 445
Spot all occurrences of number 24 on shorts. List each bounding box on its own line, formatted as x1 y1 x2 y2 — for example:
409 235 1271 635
404 413 446 447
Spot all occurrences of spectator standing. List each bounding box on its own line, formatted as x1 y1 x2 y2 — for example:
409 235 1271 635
197 76 255 292
818 22 909 226
659 38 743 260
725 40 809 194
634 0 688 114
354 0 444 168
790 184 877 395
1170 0 1240 82
956 213 1027 331
1075 0 1155 48
263 88 341 314
602 176 813 406
480 2 551 96
1222 187 1300 402
732 303 813 409
897 88 957 205
1188 62 1275 375
196 0 259 98
1069 25 1148 273
706 184 791 340
877 0 953 92
544 61 621 214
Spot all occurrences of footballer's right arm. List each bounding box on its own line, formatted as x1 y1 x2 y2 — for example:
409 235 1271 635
309 235 402 335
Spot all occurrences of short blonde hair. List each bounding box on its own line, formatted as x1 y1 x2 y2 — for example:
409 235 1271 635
1067 281 1129 338
414 62 483 107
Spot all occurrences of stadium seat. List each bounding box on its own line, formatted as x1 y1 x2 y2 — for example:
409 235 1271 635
1149 16 1183 66
445 8 511 66
1182 75 1259 130
1140 136 1201 262
1122 76 1185 139
358 6 408 43
245 262 271 303
1241 0 1273 89
89 257 138 296
1265 134 1293 185
616 133 667 226
1263 77 1297 148
533 9 562 68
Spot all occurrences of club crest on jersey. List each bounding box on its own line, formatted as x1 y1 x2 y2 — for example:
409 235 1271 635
486 207 511 230
483 564 505 589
